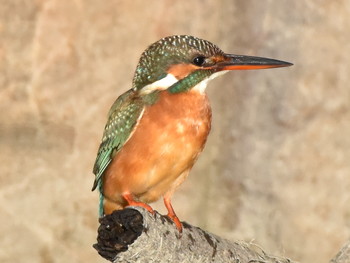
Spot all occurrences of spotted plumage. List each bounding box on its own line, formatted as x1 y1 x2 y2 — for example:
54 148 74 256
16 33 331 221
132 35 223 91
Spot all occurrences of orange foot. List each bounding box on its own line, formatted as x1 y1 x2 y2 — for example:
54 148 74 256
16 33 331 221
164 197 183 233
122 192 155 214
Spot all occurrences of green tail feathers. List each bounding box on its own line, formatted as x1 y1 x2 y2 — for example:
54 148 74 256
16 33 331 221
97 180 104 217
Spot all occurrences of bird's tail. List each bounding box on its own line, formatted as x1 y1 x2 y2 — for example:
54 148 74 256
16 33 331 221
97 180 104 217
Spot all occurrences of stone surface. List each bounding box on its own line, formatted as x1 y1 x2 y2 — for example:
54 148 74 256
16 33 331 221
1 1 350 262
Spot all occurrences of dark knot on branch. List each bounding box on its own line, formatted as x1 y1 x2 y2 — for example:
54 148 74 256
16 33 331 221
93 209 143 261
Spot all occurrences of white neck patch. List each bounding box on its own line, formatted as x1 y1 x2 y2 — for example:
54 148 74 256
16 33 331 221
192 70 228 93
140 70 229 94
140 74 178 94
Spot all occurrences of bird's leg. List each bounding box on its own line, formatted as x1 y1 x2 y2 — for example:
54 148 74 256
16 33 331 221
122 192 154 214
163 194 183 233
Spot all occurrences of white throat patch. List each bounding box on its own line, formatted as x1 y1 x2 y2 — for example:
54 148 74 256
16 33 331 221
192 71 228 93
140 74 178 94
140 70 228 94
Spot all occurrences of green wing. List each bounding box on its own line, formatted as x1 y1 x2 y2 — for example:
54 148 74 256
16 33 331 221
92 89 145 192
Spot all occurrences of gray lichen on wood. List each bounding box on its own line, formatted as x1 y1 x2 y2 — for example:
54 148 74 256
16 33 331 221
94 207 295 263
330 239 350 263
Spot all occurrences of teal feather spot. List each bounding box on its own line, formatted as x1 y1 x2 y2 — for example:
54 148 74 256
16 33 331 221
157 73 167 81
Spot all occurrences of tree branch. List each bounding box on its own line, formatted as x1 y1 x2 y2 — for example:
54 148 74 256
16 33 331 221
331 239 350 263
94 207 295 263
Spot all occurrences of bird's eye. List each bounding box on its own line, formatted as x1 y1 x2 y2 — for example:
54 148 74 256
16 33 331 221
192 56 206 66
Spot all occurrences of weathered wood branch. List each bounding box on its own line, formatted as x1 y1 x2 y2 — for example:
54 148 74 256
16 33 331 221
94 207 295 263
331 239 350 263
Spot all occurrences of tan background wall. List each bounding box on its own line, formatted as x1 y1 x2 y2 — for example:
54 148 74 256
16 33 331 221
1 0 350 262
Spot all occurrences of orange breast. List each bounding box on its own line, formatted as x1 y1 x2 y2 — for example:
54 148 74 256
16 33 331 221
103 89 212 208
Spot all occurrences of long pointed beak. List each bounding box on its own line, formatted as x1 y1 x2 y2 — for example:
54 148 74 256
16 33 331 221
217 54 293 71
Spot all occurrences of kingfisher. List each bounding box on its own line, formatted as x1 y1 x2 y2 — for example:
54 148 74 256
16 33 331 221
92 35 292 232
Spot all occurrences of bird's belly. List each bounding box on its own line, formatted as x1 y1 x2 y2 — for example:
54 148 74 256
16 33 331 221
103 90 211 206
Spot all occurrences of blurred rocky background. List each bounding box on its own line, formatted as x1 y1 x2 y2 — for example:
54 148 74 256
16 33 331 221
1 0 350 262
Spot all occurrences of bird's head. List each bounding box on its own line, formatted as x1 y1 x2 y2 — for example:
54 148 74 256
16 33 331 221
132 35 292 94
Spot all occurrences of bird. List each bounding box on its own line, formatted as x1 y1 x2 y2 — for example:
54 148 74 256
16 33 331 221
92 35 292 233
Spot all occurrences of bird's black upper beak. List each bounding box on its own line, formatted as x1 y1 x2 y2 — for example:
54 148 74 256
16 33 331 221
216 54 293 71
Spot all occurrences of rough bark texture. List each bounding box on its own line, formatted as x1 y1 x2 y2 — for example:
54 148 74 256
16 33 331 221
331 240 350 263
94 207 294 263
